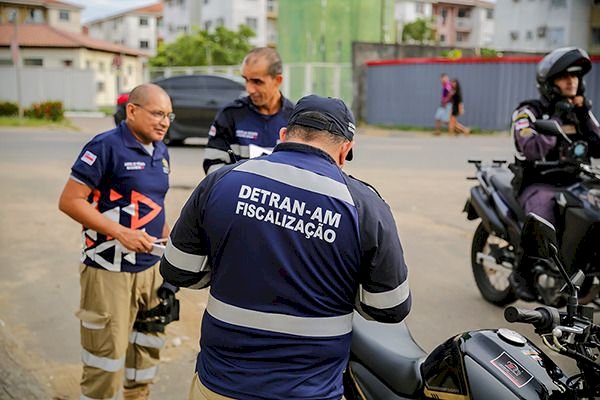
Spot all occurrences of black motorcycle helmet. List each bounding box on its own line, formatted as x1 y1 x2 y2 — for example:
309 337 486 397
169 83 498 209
536 47 591 103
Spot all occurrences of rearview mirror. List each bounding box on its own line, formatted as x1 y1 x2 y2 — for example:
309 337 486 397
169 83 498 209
520 213 558 259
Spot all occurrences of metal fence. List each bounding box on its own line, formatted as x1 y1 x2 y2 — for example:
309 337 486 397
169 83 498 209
148 63 353 105
365 58 600 131
0 67 96 111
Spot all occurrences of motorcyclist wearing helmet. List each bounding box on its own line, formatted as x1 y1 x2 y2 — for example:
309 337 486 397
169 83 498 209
509 47 600 301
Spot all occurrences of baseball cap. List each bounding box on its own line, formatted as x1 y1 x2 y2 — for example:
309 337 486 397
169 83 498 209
288 95 356 160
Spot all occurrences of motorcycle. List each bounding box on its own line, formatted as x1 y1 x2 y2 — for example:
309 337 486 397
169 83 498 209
343 214 600 399
462 120 600 307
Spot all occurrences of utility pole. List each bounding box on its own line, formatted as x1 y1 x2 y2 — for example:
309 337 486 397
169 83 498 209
10 12 23 118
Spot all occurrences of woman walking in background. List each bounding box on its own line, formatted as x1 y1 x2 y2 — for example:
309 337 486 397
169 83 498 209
449 78 470 136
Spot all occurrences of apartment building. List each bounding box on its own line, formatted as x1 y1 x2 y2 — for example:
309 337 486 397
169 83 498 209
0 0 82 33
85 3 163 56
162 0 273 46
494 0 597 54
432 0 495 48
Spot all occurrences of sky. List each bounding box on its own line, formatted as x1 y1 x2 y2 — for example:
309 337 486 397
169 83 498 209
67 0 158 23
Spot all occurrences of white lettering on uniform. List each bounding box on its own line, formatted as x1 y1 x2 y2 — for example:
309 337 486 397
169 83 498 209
235 185 341 243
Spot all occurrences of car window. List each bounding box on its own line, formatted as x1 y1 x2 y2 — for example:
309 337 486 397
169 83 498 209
201 76 244 91
160 76 206 92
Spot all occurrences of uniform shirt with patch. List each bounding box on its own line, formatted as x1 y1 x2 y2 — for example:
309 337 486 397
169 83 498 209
202 95 294 174
162 143 411 400
70 122 170 272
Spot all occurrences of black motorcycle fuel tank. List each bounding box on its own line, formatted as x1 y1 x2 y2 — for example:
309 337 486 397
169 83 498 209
421 329 567 399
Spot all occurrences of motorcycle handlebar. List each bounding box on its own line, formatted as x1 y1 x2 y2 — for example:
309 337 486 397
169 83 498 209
504 306 559 333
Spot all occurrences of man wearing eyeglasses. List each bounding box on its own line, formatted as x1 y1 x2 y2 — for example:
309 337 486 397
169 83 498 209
59 83 177 400
202 47 294 174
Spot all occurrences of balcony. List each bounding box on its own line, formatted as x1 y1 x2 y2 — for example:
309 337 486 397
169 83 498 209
455 17 472 31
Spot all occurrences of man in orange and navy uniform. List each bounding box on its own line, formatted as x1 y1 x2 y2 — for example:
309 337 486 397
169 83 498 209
59 83 176 400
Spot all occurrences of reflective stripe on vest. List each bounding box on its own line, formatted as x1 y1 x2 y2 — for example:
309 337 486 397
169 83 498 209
129 331 165 349
125 365 159 381
164 241 208 273
233 159 355 206
81 348 124 373
206 293 353 337
80 393 118 400
360 279 410 309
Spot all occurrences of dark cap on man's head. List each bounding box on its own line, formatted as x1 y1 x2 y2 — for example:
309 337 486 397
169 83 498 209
288 95 356 160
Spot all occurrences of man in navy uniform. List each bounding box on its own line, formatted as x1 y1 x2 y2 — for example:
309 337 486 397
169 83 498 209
59 83 177 400
202 47 294 174
161 95 412 400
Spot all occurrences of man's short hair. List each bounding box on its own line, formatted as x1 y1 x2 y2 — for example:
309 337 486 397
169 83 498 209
243 47 282 77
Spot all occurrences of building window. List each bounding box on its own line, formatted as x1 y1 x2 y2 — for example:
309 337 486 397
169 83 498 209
97 81 105 92
245 17 258 31
62 59 73 67
216 18 224 27
7 8 17 22
416 3 425 14
592 28 600 45
548 27 565 46
140 40 149 49
0 59 13 65
27 9 44 23
24 58 43 66
526 31 533 40
204 20 212 30
510 31 519 40
139 17 149 26
127 65 133 75
98 61 105 72
204 0 209 3
86 60 91 69
456 32 469 42
439 33 446 43
440 8 448 25
59 10 70 21
457 8 471 18
267 0 277 13
486 9 493 19
551 0 566 7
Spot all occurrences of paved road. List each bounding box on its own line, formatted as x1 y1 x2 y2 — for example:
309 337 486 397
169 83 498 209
0 118 577 399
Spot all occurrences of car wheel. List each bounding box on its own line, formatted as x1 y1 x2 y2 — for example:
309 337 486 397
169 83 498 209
163 131 183 146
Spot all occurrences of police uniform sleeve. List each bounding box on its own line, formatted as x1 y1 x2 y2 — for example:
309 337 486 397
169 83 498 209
160 174 217 289
350 179 411 324
511 105 557 161
203 107 238 175
70 138 108 188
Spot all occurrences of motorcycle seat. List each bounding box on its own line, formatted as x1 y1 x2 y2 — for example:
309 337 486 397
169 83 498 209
490 171 525 221
351 311 426 396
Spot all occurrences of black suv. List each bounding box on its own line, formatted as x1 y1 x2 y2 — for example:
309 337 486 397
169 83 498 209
114 74 246 145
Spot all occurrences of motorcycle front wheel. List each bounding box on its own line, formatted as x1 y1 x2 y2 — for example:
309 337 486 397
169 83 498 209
471 222 517 306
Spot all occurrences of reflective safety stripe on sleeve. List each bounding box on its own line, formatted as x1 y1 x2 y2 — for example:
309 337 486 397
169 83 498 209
233 159 355 206
164 241 208 273
360 280 410 309
129 331 165 349
125 365 159 382
80 393 118 400
206 293 353 337
81 348 125 373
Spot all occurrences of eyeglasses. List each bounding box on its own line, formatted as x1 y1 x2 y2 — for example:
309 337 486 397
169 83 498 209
132 103 175 123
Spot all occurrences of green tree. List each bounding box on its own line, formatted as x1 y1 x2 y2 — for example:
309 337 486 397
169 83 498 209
150 25 255 67
401 18 434 44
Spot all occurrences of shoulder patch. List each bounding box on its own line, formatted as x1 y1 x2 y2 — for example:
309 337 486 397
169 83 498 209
81 150 97 166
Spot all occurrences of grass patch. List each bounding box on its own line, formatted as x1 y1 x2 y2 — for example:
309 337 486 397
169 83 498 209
98 106 114 116
0 116 76 129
